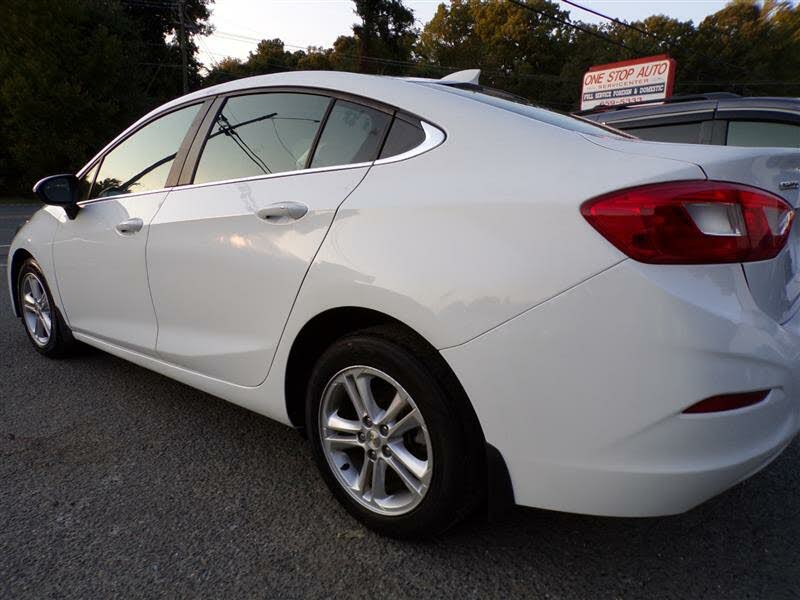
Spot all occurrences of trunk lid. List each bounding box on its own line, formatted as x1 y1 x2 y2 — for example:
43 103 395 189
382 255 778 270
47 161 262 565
583 135 800 323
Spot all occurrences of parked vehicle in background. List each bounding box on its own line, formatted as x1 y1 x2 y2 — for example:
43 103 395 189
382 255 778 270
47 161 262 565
8 71 800 538
578 93 800 148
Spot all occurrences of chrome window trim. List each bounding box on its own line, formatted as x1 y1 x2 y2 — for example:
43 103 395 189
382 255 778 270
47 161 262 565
75 88 447 198
77 187 174 207
373 121 446 166
174 162 373 193
161 118 445 193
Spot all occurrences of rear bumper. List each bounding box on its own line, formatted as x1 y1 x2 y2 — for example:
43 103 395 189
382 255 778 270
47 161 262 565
442 260 800 517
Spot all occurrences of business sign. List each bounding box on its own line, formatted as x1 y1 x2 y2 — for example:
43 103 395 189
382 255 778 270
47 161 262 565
580 54 676 111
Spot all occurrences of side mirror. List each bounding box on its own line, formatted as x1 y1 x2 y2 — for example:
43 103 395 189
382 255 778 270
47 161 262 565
33 174 80 220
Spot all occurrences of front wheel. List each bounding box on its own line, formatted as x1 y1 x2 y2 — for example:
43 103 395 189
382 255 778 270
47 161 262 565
306 326 483 538
16 258 77 357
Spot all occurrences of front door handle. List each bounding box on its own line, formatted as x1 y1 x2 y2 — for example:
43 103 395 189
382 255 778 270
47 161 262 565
256 202 308 223
116 217 143 234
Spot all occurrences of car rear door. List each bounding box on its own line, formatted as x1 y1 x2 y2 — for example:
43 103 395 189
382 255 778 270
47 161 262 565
53 102 206 353
146 90 393 386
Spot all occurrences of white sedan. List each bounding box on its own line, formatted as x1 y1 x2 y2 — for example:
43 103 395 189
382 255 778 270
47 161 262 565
8 70 800 538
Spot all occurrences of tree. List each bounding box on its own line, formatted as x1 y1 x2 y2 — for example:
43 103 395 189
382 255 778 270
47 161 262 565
417 0 574 108
352 0 417 73
0 0 212 194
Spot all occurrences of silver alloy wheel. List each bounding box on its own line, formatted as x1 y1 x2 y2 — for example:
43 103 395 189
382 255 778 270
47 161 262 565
21 272 52 347
319 366 433 516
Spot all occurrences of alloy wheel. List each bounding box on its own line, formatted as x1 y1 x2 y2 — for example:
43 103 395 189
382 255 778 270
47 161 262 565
21 272 52 347
319 366 433 516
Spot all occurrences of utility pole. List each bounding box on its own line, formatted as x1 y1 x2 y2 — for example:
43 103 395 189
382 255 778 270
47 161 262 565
178 0 188 94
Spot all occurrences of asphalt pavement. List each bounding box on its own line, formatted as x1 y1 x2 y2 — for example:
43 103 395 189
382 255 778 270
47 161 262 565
1 204 799 599
1 202 37 269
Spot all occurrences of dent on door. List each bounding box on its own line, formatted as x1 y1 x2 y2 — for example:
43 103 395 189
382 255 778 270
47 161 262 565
146 167 370 387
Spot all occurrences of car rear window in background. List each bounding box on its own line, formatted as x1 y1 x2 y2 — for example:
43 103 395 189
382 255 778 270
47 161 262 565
727 120 800 148
423 82 624 138
310 100 391 169
625 122 703 144
194 92 330 184
379 114 426 159
91 103 201 198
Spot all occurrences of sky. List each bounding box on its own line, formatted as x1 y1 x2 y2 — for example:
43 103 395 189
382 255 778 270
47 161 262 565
197 0 734 68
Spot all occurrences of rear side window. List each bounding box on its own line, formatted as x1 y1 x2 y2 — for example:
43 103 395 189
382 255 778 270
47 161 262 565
92 103 201 198
310 100 391 169
625 122 703 144
194 93 330 184
379 114 426 159
727 120 800 148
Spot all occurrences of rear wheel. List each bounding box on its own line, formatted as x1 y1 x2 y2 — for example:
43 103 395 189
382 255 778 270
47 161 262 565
306 326 483 538
17 258 77 357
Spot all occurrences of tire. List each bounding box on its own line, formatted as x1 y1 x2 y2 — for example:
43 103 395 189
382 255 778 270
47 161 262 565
306 325 484 538
16 258 77 358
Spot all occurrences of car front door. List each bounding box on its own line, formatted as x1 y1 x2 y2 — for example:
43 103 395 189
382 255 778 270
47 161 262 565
146 91 392 386
53 102 205 353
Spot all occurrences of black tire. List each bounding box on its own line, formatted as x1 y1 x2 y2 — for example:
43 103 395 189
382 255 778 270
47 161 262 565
16 258 78 358
306 325 485 538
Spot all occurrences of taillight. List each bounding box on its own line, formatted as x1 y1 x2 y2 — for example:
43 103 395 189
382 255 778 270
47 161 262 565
581 180 794 264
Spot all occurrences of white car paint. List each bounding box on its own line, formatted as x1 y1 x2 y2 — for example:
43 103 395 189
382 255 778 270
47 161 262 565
8 70 800 517
147 166 370 386
53 191 166 353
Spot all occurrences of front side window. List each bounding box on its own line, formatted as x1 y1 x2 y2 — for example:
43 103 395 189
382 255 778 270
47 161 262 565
727 120 800 148
78 162 99 201
92 103 201 199
310 100 391 169
194 93 330 184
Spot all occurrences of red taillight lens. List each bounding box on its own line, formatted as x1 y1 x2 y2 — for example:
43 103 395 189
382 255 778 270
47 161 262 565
581 180 794 264
682 390 770 414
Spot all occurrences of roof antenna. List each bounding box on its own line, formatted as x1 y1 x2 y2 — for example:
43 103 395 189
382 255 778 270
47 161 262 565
440 69 481 85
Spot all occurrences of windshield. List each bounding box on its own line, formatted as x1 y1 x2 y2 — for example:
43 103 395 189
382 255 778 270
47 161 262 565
420 82 628 138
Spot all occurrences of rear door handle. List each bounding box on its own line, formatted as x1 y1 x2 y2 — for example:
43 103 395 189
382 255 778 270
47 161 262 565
256 202 308 223
116 217 144 234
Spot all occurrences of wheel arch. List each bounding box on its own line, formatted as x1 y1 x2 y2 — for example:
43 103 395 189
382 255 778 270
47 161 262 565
9 248 34 317
283 305 515 516
284 306 482 437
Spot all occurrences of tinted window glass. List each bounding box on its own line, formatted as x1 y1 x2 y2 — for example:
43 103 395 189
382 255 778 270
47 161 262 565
310 100 391 169
626 122 703 144
379 115 426 159
727 120 800 148
78 162 99 201
92 104 200 198
194 93 329 184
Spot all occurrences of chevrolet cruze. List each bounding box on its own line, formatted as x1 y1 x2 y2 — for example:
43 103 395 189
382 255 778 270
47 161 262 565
8 70 800 537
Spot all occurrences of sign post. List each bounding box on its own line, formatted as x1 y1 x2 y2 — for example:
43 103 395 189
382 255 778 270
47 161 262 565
580 54 676 111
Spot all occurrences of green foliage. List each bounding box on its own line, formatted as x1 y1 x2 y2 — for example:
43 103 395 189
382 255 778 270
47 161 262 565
0 0 212 194
3 0 800 194
352 0 417 73
417 0 800 108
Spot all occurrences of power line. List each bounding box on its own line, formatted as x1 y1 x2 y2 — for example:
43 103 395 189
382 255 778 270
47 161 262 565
506 0 646 57
557 0 751 78
558 0 664 46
